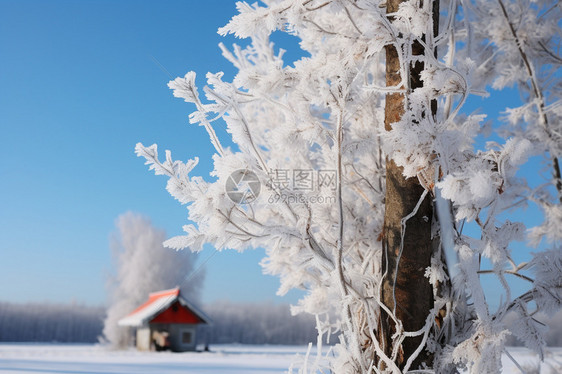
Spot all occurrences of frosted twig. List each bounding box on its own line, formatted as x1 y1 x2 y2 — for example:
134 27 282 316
504 348 529 374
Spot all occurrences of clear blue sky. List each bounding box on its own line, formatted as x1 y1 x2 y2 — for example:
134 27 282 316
0 0 305 306
0 0 545 308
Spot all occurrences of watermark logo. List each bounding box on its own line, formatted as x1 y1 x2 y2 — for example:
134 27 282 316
226 168 336 205
226 169 261 204
266 169 337 191
266 169 336 205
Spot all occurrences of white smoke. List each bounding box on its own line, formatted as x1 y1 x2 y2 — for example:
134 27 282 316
101 212 204 348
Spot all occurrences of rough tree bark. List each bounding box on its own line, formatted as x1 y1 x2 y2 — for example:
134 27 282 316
378 0 440 370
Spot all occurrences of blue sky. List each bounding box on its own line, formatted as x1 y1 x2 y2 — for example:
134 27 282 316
0 0 305 306
0 0 546 308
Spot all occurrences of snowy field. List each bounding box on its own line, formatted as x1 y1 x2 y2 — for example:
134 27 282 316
0 343 561 373
0 344 324 374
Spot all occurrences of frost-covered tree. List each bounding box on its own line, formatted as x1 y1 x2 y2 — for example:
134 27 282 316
102 212 203 348
136 0 561 372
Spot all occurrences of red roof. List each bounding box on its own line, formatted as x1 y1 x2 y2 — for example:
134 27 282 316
127 288 180 317
118 287 211 327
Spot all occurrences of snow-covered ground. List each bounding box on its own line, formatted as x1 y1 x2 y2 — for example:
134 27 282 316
0 344 324 374
0 343 560 373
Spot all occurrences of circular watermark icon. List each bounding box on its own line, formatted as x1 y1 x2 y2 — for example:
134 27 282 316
225 169 261 204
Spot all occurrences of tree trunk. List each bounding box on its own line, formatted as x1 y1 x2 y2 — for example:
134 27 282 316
378 0 439 370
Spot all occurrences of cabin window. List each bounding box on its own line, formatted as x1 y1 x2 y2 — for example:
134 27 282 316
181 331 193 345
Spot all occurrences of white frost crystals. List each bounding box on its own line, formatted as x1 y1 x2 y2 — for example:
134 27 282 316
168 71 199 103
135 0 561 373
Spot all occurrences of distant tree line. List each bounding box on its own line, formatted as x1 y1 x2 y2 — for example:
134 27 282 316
203 301 322 345
0 300 319 345
0 302 104 343
1 300 561 347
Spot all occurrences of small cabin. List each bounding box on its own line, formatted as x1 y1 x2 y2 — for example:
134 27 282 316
118 287 211 352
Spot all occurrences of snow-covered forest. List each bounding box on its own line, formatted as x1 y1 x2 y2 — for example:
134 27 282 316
4 300 562 346
205 301 319 345
0 301 320 345
0 302 104 343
